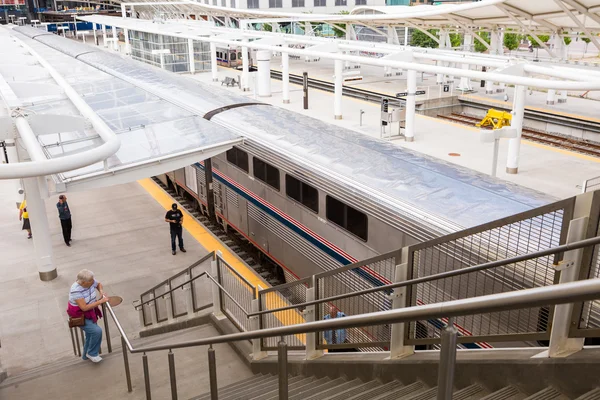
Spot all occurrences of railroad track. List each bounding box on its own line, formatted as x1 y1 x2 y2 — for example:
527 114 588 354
151 177 285 287
437 113 600 158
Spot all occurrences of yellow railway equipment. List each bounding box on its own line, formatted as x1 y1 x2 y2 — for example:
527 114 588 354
476 109 512 129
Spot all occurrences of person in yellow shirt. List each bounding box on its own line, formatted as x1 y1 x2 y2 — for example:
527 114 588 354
19 200 32 239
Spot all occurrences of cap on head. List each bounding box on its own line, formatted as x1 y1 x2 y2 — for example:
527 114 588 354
171 203 178 210
59 195 65 200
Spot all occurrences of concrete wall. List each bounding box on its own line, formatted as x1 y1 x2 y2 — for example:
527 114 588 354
417 96 462 118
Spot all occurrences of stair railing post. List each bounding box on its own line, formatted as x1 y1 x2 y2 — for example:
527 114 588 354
165 283 175 323
122 336 133 393
389 248 415 359
69 327 77 356
251 298 268 360
142 352 152 400
305 276 323 360
185 270 195 315
211 253 224 318
74 327 81 357
101 302 112 353
208 345 218 400
437 317 457 400
278 336 289 400
168 349 178 400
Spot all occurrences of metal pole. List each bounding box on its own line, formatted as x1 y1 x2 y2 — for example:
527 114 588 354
437 318 458 400
69 328 77 356
303 72 308 110
79 329 85 356
359 109 364 126
208 345 218 400
278 337 288 400
143 352 152 400
74 328 81 357
122 337 133 393
168 350 178 400
491 138 499 178
102 303 112 353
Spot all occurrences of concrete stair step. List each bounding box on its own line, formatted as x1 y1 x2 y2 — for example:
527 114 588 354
249 375 317 400
325 380 386 400
575 389 600 400
371 381 427 400
289 377 347 400
481 386 527 400
304 378 364 400
405 386 438 400
191 374 272 400
216 375 278 400
454 384 489 400
221 375 304 400
523 387 569 400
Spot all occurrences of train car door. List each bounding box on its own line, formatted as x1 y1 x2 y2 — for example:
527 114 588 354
213 181 224 215
247 202 269 253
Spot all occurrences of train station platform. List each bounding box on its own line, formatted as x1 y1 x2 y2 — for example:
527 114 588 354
191 66 600 200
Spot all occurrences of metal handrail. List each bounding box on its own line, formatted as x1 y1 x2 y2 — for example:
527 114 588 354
248 235 600 318
106 278 600 354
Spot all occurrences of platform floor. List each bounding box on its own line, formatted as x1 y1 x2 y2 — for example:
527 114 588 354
192 66 600 200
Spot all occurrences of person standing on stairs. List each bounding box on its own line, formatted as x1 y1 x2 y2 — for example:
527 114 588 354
66 269 109 363
165 203 186 255
57 194 73 246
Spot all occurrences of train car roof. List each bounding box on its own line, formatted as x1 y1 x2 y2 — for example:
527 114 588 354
211 105 555 231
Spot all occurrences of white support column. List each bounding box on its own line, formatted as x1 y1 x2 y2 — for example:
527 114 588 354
102 24 107 48
497 82 506 93
548 204 592 358
436 29 446 84
251 299 268 360
123 28 130 55
120 3 126 17
547 89 556 105
256 50 271 97
210 41 218 82
304 283 324 360
242 38 250 91
3 137 22 209
188 38 195 74
282 46 290 104
111 26 118 51
485 77 495 94
458 34 473 92
23 177 56 281
334 59 343 120
389 260 415 359
559 88 568 104
404 26 409 46
92 25 97 46
506 84 526 174
385 26 394 77
131 5 135 18
405 69 417 142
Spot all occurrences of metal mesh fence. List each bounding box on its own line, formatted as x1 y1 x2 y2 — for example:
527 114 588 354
259 278 309 350
217 257 255 332
315 252 399 350
407 199 574 345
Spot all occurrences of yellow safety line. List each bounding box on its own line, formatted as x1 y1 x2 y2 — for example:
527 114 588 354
138 178 307 343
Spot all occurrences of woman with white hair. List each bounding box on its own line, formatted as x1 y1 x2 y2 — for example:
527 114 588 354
66 269 109 363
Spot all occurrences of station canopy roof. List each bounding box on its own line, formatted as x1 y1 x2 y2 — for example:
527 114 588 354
117 0 600 34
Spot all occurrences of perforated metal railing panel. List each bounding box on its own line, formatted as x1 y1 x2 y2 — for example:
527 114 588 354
217 257 254 333
154 284 169 323
578 217 600 331
407 198 575 345
260 278 309 350
170 271 189 318
141 292 154 326
315 252 400 350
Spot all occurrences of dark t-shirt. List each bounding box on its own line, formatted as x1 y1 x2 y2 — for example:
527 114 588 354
165 210 183 230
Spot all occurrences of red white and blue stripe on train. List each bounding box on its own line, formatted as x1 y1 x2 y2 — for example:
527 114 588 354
190 161 491 349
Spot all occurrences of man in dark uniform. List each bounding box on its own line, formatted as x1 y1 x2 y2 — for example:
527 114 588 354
165 203 186 255
57 194 72 247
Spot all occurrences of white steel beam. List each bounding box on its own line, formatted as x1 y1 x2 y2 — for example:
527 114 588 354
496 4 557 58
554 0 600 54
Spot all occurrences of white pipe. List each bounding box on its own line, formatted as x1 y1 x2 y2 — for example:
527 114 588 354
0 36 121 180
334 58 343 120
281 48 289 104
405 69 416 142
242 38 249 91
188 38 195 74
210 41 218 81
124 28 130 54
111 26 118 50
506 85 526 175
256 50 271 97
102 24 107 47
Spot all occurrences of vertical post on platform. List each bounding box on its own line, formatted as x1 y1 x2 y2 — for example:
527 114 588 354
282 46 290 104
242 37 250 91
211 253 223 317
23 178 56 281
437 318 458 400
69 328 77 356
334 59 343 120
143 352 152 400
547 89 556 105
278 337 289 400
101 303 112 353
122 337 133 393
303 72 308 109
188 38 195 74
124 28 130 55
168 350 178 400
210 41 218 82
491 138 500 178
208 345 218 400
111 26 118 51
404 69 417 142
257 50 272 97
506 84 526 174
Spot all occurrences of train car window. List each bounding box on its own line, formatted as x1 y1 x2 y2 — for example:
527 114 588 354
231 0 236 6
314 0 325 6
334 0 346 5
354 0 365 4
292 0 304 5
326 196 368 241
286 175 318 213
253 157 280 191
247 0 258 8
230 52 237 61
226 147 249 173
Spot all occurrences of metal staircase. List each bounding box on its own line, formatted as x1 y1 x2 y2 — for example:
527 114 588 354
192 374 600 400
